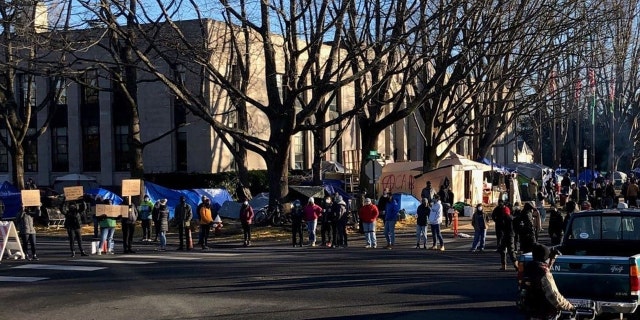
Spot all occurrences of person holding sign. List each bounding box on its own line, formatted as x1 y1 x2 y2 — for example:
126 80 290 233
121 198 138 254
18 206 39 261
97 200 117 255
63 201 88 257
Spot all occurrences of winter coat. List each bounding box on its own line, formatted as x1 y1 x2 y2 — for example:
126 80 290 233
239 205 254 224
335 200 348 223
471 209 489 230
199 205 213 225
384 200 400 222
416 204 429 226
139 200 154 220
358 204 379 223
303 203 322 221
158 204 169 232
174 202 193 226
548 211 565 239
123 204 138 224
428 200 443 225
18 207 37 234
64 203 83 230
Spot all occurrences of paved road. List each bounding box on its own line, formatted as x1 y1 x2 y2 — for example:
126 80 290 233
0 221 629 320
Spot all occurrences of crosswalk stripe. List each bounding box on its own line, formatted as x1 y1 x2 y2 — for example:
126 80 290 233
74 259 155 265
12 264 106 271
0 276 48 282
120 254 201 260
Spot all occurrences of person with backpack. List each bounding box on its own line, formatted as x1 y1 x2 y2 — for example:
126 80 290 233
139 195 154 242
520 243 574 319
333 195 348 248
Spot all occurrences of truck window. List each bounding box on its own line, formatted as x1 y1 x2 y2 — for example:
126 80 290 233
602 216 621 240
622 216 640 240
569 216 601 239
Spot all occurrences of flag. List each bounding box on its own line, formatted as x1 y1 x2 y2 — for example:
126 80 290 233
574 79 582 101
588 69 596 94
548 71 556 95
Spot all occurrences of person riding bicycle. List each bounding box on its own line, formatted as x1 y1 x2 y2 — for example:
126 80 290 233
521 243 574 319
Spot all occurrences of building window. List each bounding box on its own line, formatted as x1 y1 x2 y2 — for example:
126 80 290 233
24 128 38 172
112 71 131 172
18 74 36 110
81 70 101 171
51 78 69 172
293 132 304 169
328 94 341 162
174 65 188 171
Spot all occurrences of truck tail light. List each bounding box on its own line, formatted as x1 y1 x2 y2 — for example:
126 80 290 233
630 265 640 294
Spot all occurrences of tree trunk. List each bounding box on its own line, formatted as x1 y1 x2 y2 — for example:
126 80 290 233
12 144 25 190
422 144 439 172
266 149 289 206
311 128 325 185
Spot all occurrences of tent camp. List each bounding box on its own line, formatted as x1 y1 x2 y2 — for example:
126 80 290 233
218 192 270 219
0 181 22 219
506 163 550 180
86 188 124 205
391 193 420 215
53 174 99 193
379 152 490 205
143 181 232 219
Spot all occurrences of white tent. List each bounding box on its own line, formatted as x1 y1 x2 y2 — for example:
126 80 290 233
53 174 99 193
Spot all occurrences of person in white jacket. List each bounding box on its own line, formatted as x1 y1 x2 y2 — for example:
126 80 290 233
428 194 445 251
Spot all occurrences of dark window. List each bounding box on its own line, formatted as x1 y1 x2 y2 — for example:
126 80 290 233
81 70 101 171
112 72 130 172
0 130 8 172
174 65 188 171
51 78 69 172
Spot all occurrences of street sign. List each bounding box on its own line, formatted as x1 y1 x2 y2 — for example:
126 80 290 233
366 150 381 160
364 160 383 181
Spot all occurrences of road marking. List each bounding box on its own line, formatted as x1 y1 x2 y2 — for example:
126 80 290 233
75 259 155 265
11 264 106 271
120 254 202 260
0 276 48 282
196 252 241 257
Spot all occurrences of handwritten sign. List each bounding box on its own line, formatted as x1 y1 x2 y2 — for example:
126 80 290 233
121 179 141 197
21 190 41 207
96 204 126 218
120 205 130 218
64 186 84 201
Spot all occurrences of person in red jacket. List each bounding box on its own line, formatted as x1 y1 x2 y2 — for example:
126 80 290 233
303 197 323 246
239 201 254 247
358 198 379 248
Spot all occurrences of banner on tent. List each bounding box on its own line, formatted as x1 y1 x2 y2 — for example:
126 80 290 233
0 221 25 261
21 190 41 207
64 186 84 201
121 179 141 197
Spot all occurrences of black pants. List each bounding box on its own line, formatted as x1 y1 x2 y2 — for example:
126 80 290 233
321 221 332 245
122 223 135 252
336 221 348 247
199 225 211 248
499 241 518 267
67 228 84 253
153 220 161 240
20 233 36 255
292 221 303 246
178 225 192 249
241 222 251 243
141 220 151 240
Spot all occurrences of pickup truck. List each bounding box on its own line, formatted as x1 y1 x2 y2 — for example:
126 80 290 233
518 208 640 320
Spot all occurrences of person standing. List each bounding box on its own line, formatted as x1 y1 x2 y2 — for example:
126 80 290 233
320 196 334 247
121 199 138 254
497 205 518 271
156 199 169 251
384 197 400 249
19 206 39 260
377 189 392 221
491 199 507 249
303 197 322 246
626 178 639 207
334 195 348 248
471 204 489 252
139 195 154 242
97 202 117 255
174 196 193 251
63 201 88 257
428 194 445 251
421 181 436 203
152 199 161 242
290 200 304 247
239 200 254 246
358 198 379 248
528 178 539 201
198 196 213 250
416 198 429 249
521 244 574 319
514 203 536 254
438 185 451 227
547 208 564 245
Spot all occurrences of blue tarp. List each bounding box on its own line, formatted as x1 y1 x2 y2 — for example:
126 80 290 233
86 188 124 205
143 181 232 219
577 169 600 184
0 181 22 219
392 192 420 215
